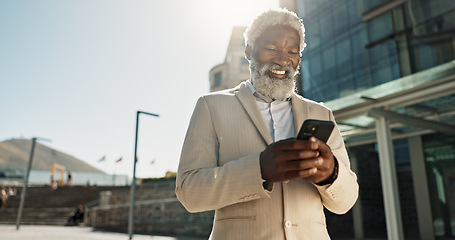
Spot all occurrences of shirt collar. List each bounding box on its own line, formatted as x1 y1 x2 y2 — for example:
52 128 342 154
246 80 292 103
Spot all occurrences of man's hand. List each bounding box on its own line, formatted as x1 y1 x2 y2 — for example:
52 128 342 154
260 137 335 184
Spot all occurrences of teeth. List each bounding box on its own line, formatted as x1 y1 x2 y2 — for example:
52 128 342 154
271 70 285 75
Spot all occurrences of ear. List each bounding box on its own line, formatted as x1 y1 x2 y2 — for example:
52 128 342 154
244 45 252 60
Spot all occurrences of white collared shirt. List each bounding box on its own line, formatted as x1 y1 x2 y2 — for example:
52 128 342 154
246 81 295 142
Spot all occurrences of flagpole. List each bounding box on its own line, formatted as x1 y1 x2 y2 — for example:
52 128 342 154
98 156 106 186
112 163 116 186
105 156 108 184
112 157 122 185
128 111 159 240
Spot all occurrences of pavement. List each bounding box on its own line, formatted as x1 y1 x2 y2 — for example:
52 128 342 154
0 225 206 240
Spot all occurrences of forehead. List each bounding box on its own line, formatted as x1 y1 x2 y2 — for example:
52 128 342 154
254 25 300 48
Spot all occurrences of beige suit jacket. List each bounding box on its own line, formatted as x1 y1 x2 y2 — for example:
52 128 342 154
176 82 358 239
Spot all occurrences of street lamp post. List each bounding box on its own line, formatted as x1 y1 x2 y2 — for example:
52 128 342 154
128 111 159 240
16 137 51 230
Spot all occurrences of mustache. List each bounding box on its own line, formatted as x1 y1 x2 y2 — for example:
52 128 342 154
255 62 297 78
265 63 295 71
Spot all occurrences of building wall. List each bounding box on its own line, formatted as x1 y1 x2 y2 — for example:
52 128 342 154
87 179 214 238
421 134 455 238
209 26 250 92
279 0 455 239
295 0 455 103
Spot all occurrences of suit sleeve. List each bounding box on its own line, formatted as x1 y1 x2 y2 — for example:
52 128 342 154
175 96 271 213
314 110 359 214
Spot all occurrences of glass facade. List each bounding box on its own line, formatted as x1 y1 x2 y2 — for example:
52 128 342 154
298 0 455 103
404 1 455 73
348 139 419 239
423 134 455 238
292 0 455 239
348 144 387 238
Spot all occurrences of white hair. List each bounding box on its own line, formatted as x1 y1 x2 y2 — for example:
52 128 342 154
244 8 306 53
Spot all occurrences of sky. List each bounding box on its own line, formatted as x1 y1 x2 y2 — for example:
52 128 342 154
0 0 279 179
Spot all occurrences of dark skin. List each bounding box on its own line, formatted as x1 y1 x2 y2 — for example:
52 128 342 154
245 25 335 184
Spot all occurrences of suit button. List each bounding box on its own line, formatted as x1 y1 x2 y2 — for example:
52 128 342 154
284 220 292 229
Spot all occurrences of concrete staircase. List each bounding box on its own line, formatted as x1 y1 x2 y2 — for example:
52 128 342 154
0 185 115 226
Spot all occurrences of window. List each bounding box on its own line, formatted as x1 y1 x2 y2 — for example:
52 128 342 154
423 134 455 238
404 5 455 72
215 72 222 87
367 12 393 43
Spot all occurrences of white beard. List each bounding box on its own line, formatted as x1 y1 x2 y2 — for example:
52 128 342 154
250 59 299 101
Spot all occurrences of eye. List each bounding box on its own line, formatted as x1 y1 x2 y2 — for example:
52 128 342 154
264 47 276 51
288 51 298 55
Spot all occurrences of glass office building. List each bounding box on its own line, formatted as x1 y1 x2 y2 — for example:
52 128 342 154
281 0 455 239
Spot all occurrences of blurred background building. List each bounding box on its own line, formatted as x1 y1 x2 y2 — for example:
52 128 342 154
209 26 250 92
0 139 129 187
211 0 455 239
284 1 455 239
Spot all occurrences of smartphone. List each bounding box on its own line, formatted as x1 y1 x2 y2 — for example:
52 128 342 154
297 119 335 143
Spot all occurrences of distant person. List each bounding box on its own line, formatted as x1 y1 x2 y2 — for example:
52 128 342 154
67 171 73 186
8 187 16 197
67 204 84 226
51 180 58 190
0 187 7 210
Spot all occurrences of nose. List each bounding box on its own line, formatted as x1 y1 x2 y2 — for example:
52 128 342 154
273 51 291 67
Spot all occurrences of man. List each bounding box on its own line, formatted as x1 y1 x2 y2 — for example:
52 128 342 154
176 8 358 239
67 204 84 226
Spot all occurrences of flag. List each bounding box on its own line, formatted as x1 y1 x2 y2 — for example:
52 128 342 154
98 156 106 162
115 157 122 163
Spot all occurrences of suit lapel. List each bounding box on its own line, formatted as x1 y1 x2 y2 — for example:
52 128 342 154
236 83 273 145
291 93 308 136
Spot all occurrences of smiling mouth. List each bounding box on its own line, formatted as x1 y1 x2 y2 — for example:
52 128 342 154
268 69 287 78
271 69 286 75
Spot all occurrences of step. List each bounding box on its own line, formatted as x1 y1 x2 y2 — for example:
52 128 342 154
2 220 68 226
